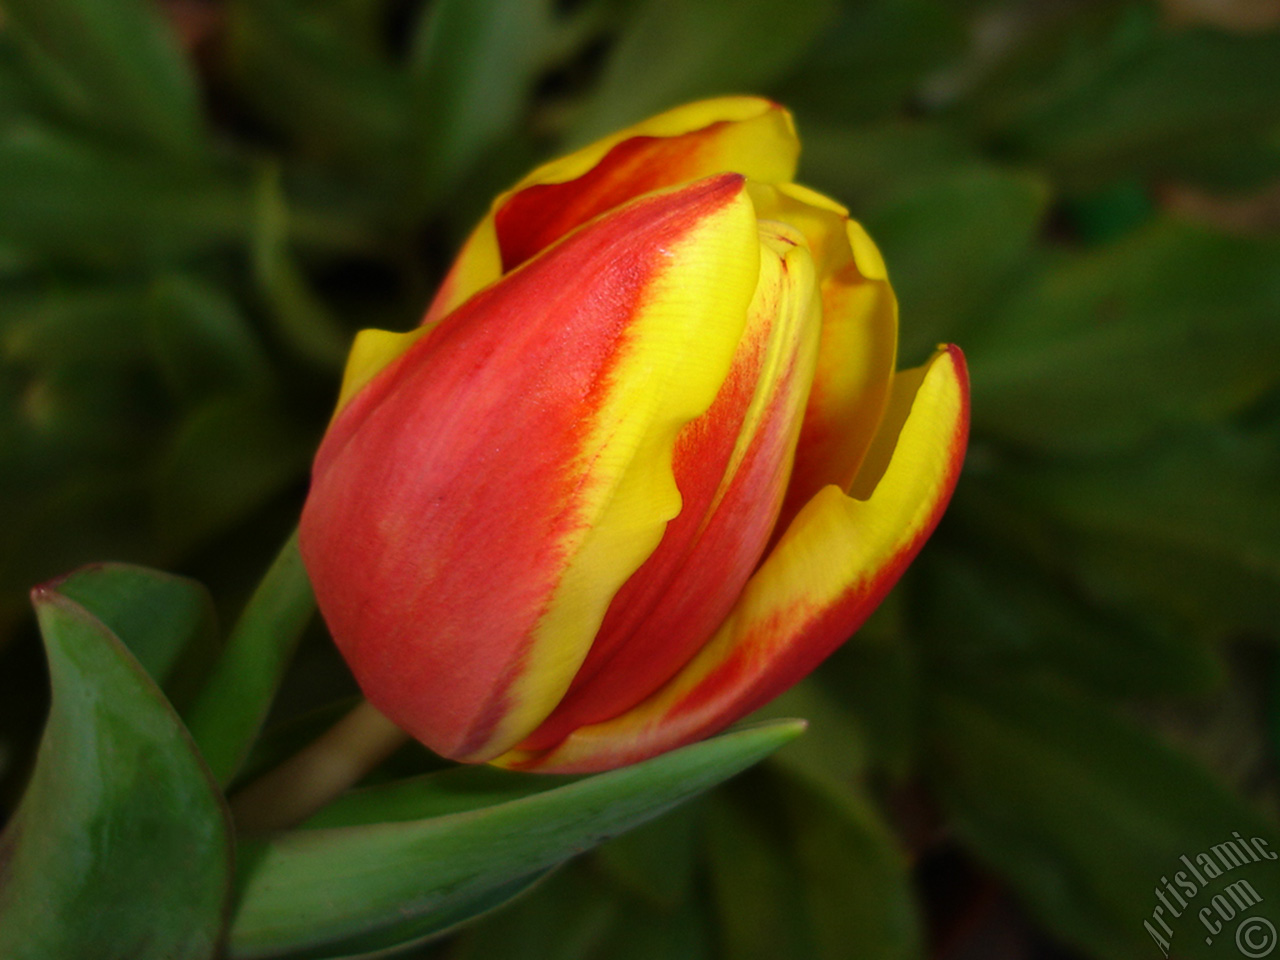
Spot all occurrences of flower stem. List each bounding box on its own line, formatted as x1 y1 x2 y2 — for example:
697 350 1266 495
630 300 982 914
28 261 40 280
229 700 408 833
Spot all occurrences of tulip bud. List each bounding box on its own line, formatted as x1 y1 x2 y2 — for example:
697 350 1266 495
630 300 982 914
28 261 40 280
300 98 969 773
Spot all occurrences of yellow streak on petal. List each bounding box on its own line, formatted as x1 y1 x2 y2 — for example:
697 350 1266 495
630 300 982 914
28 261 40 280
504 347 966 772
425 98 798 326
462 184 764 760
334 327 429 414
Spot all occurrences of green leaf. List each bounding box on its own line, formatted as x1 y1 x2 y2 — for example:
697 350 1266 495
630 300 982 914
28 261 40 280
51 562 221 711
186 528 315 787
810 593 920 779
705 765 922 960
962 8 1280 191
797 121 980 213
911 534 1222 699
408 0 602 209
593 802 701 908
0 589 232 960
303 765 579 828
703 778 817 960
454 860 712 960
992 426 1280 642
250 165 352 370
858 164 1050 366
779 771 922 960
1 282 154 366
3 0 206 155
0 125 253 267
749 678 868 791
568 0 833 144
926 672 1280 960
227 719 804 959
776 0 966 125
224 0 407 168
147 276 273 403
970 220 1280 455
154 391 313 555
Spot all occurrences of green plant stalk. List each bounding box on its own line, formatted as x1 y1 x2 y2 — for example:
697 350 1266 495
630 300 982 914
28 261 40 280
229 699 408 833
186 527 316 787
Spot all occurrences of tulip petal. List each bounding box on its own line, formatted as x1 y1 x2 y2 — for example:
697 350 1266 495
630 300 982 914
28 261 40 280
518 222 822 752
333 327 428 414
747 183 898 535
499 346 968 772
301 175 761 762
424 97 798 327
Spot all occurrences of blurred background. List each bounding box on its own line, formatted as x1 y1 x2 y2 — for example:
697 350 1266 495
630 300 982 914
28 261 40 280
1 0 1278 957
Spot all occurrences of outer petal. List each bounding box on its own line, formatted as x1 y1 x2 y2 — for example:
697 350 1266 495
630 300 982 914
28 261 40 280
423 97 798 326
747 183 899 532
499 346 969 773
300 175 760 762
518 223 822 752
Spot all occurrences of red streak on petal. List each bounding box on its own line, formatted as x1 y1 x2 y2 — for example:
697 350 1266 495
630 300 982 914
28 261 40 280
302 175 745 759
515 347 970 773
519 323 807 752
494 126 733 271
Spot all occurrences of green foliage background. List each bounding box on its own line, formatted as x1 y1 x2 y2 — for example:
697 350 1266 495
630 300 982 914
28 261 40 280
1 0 1278 957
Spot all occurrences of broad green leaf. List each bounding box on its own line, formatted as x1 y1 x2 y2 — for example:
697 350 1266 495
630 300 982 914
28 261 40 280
3 0 206 155
0 125 253 266
454 860 712 960
780 771 922 960
926 672 1280 960
227 719 804 959
251 165 352 370
810 592 920 779
154 391 313 555
448 865 621 960
51 562 221 710
706 765 922 960
593 802 702 908
859 164 1049 365
147 276 273 403
797 121 980 213
962 6 1280 191
749 678 868 791
303 765 579 828
408 0 603 209
569 0 833 144
1 282 154 366
0 590 232 960
912 532 1222 699
775 0 966 124
705 778 817 960
186 529 315 787
992 427 1280 641
970 220 1280 455
224 0 407 168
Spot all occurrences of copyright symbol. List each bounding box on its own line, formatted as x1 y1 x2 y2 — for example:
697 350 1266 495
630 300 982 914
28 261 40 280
1237 916 1277 958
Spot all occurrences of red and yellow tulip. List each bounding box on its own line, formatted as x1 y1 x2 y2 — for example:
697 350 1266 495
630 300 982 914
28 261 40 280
299 97 969 773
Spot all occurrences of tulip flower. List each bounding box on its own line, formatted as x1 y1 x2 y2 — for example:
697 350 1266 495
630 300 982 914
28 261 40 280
299 98 969 774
